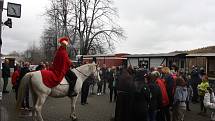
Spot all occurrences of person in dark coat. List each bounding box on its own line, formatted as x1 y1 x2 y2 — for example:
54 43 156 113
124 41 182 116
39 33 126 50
101 64 108 94
190 66 201 103
131 69 151 121
114 67 134 121
108 67 117 102
148 71 162 121
81 74 93 105
2 59 11 93
35 62 45 71
17 62 31 110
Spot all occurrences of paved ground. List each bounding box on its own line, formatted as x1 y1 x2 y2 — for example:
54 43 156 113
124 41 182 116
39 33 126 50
0 83 212 121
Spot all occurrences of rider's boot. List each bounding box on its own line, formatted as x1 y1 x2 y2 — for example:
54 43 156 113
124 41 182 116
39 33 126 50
68 86 77 97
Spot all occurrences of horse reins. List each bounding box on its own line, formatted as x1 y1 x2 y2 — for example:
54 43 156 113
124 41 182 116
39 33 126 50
74 68 91 77
74 67 99 79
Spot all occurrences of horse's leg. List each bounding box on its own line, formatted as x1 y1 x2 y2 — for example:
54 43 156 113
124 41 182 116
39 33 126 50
35 94 47 121
31 91 38 121
29 80 38 121
70 95 78 121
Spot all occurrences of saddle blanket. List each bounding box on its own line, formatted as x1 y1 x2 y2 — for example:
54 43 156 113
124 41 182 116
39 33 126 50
41 69 77 88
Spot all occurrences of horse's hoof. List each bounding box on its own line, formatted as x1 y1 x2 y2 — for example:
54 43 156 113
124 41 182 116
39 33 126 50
70 115 78 121
71 117 78 121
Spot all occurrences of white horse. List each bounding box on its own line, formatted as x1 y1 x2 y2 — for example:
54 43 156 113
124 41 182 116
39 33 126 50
16 63 100 121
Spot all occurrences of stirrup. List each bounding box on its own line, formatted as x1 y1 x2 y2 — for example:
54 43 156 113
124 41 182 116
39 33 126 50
68 91 77 97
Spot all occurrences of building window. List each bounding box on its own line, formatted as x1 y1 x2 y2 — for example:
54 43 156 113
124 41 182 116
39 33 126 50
208 58 215 77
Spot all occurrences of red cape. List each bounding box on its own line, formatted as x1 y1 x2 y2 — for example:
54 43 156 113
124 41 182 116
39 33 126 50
41 46 72 88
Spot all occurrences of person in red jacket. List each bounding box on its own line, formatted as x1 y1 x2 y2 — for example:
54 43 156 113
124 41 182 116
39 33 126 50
41 36 76 96
154 71 170 121
11 64 20 100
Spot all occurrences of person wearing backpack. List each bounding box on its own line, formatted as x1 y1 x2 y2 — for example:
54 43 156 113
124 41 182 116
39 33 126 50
172 77 188 121
154 71 170 121
148 71 162 121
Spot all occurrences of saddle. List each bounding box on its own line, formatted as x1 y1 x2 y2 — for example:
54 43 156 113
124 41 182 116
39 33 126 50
65 70 78 97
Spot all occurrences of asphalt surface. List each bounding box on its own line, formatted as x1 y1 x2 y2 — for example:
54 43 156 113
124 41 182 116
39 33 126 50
0 82 212 121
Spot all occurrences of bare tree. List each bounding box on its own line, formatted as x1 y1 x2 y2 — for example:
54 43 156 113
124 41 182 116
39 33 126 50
74 0 125 55
40 27 58 62
42 0 125 57
21 42 44 64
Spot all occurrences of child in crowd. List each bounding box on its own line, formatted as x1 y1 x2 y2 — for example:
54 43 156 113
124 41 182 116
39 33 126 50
198 74 209 115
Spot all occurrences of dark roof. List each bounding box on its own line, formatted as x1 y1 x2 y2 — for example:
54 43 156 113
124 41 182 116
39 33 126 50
124 52 187 58
82 53 129 58
186 53 215 57
83 54 115 57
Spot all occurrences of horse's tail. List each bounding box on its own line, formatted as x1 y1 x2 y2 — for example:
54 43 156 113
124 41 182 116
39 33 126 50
16 72 32 111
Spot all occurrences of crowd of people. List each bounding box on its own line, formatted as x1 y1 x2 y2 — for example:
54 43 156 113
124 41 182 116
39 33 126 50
103 64 212 121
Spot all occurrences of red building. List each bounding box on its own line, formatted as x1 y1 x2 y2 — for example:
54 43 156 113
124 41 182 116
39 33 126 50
82 53 129 68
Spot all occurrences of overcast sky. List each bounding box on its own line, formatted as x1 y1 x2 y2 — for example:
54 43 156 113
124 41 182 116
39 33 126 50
1 0 215 54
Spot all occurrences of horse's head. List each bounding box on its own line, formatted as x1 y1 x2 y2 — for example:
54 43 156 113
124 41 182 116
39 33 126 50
74 62 101 81
88 62 101 81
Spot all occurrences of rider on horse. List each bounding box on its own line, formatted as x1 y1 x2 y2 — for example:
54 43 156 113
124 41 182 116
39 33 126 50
41 36 77 97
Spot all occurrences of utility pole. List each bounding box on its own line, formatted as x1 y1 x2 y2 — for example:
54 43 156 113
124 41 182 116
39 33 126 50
62 0 68 37
0 0 3 101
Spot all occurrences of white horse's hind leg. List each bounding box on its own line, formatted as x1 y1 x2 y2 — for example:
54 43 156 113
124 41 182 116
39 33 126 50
29 81 38 121
31 91 38 121
70 95 78 121
35 94 47 121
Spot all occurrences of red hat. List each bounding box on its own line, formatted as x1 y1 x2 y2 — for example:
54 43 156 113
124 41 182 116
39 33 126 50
58 36 69 43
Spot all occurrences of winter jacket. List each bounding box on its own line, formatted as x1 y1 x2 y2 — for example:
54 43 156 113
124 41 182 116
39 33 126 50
156 78 169 107
164 74 175 105
2 63 10 78
11 70 20 86
148 81 162 110
198 81 209 96
131 80 150 121
107 70 114 88
173 86 188 109
17 67 30 88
